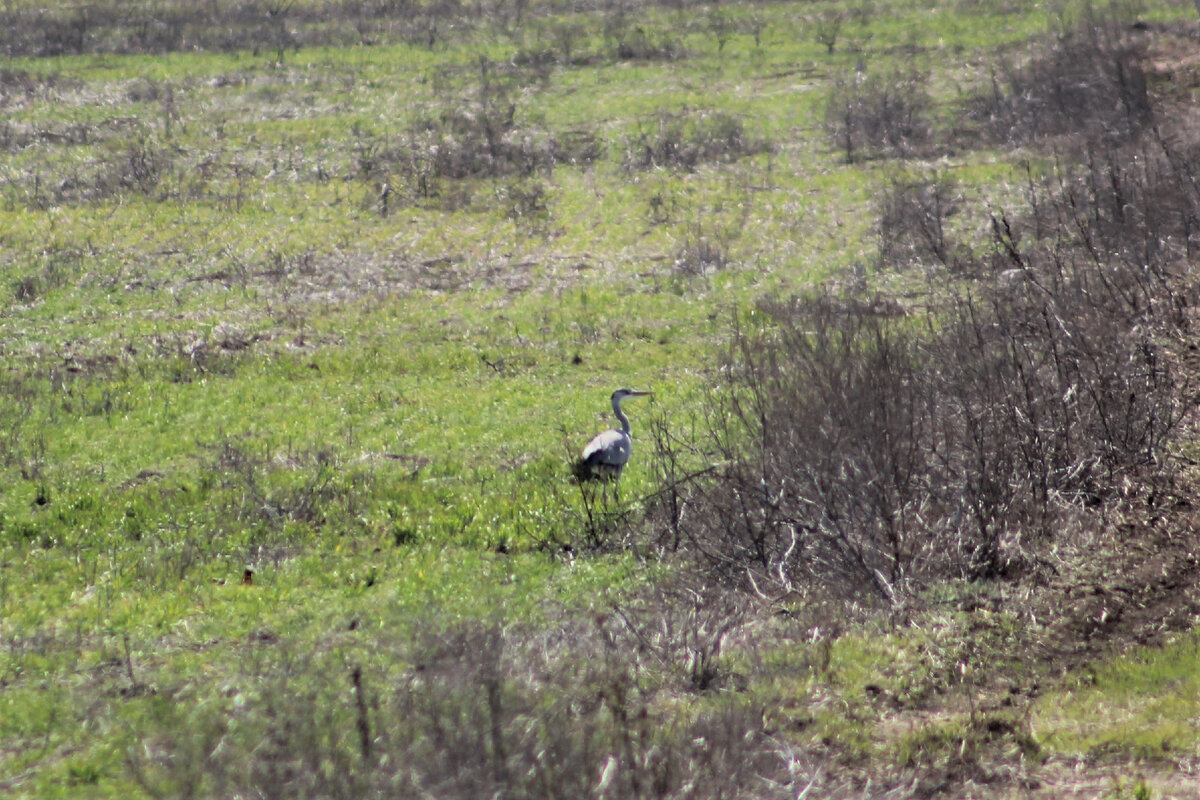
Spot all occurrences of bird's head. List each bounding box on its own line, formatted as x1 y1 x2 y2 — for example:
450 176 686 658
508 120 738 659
612 388 653 402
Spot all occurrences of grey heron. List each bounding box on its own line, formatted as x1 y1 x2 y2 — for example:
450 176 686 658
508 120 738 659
573 388 653 484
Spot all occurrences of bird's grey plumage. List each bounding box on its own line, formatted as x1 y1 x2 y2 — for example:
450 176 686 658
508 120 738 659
574 388 653 483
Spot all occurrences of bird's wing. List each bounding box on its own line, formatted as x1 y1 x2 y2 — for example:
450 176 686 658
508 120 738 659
581 429 631 466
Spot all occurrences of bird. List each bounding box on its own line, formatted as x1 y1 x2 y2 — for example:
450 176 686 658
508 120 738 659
573 388 653 485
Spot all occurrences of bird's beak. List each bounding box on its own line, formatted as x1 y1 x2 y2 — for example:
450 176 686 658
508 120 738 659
630 390 654 397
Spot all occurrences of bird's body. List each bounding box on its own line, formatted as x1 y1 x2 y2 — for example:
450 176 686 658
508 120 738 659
579 428 633 480
574 388 653 484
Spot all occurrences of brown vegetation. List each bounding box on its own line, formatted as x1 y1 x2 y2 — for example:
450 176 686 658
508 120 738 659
638 17 1200 795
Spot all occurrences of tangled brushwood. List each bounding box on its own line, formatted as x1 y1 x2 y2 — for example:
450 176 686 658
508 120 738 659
656 72 1200 606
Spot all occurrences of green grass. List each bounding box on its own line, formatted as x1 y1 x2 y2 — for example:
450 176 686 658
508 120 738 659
1034 632 1200 760
3 0 1200 795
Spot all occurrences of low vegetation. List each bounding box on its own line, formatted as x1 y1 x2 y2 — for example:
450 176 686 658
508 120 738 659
4 1 1200 798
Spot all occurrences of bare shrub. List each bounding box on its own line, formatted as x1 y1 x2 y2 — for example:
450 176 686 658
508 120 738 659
356 86 595 209
0 69 74 104
608 573 753 692
200 439 346 533
545 18 589 65
550 128 603 166
706 7 734 54
625 110 772 172
0 0 481 58
394 102 557 209
1066 131 1200 274
33 6 91 56
604 13 685 61
131 609 802 799
812 11 845 54
119 135 167 195
7 131 180 208
930 256 1185 573
673 220 733 277
875 172 963 271
679 296 944 604
498 178 550 229
421 102 539 178
659 127 1200 603
962 22 1150 148
825 69 934 163
10 246 83 302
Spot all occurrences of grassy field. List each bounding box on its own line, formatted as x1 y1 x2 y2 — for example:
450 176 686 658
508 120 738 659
4 0 1200 797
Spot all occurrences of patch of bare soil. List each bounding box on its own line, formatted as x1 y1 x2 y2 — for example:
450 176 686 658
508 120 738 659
832 486 1200 798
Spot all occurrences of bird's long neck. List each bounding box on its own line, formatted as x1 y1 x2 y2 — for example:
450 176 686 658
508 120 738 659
612 396 632 435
